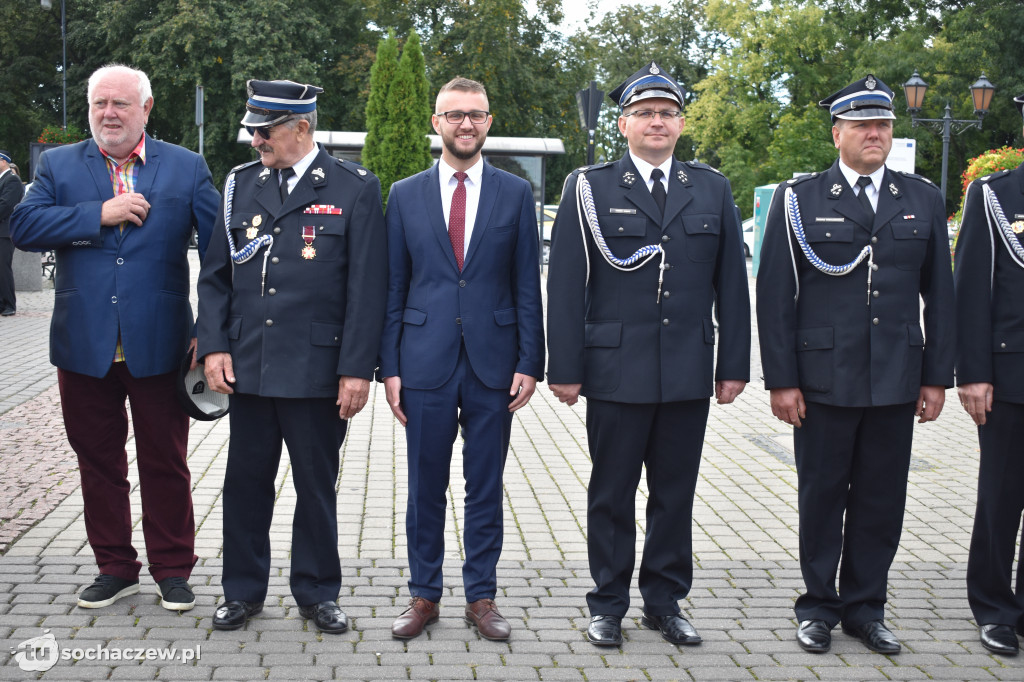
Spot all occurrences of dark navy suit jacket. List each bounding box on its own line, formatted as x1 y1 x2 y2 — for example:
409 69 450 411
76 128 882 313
378 162 544 389
954 162 1024 403
756 161 955 406
11 136 219 378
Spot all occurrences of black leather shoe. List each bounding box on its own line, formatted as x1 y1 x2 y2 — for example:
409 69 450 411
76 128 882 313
299 601 349 634
641 611 701 645
586 615 622 646
980 624 1019 655
842 620 901 654
213 600 263 630
796 619 832 653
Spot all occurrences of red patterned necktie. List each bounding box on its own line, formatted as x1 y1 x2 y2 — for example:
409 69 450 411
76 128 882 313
449 171 468 270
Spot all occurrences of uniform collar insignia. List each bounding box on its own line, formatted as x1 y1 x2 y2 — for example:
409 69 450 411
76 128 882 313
358 168 367 176
622 170 636 185
830 183 843 197
889 181 900 197
311 167 326 185
311 167 325 179
257 167 271 185
677 169 688 183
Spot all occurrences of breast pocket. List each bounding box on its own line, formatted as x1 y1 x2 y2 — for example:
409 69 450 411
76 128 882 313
229 213 264 248
307 216 348 262
891 221 929 270
682 215 721 262
804 222 855 264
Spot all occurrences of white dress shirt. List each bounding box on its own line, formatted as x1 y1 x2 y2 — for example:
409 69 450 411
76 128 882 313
438 157 484 260
629 151 672 196
280 145 320 196
838 159 885 212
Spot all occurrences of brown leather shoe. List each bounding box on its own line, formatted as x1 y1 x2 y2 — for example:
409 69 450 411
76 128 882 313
391 597 439 640
465 598 511 641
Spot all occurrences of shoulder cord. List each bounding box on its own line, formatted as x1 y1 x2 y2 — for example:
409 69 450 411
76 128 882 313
784 186 873 305
575 172 666 302
223 172 275 296
983 183 1024 277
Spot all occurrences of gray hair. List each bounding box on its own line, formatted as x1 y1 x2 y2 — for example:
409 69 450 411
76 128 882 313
285 110 317 135
87 64 153 106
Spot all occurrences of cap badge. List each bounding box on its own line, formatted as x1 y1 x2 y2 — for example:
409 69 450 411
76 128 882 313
312 167 325 180
1012 220 1024 234
623 171 636 185
866 75 876 90
677 169 688 183
650 65 660 75
889 182 899 196
830 183 843 196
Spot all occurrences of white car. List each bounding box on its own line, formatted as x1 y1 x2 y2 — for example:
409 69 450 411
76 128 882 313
741 217 755 258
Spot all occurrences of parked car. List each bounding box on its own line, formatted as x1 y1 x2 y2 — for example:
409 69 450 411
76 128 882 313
539 204 557 264
741 217 755 258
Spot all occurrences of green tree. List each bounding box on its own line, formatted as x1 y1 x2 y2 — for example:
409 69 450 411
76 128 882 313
362 30 399 181
376 30 432 202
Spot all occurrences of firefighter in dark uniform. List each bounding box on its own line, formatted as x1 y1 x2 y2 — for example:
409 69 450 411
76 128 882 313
197 80 387 633
956 93 1024 657
547 62 751 647
756 75 955 654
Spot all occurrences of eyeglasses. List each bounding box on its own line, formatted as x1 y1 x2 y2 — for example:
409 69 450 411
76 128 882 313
246 117 296 139
622 110 682 120
436 110 490 125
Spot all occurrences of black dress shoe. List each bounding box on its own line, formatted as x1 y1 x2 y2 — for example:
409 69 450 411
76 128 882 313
841 620 901 654
213 600 263 630
980 624 1019 655
586 615 622 646
641 611 701 645
796 619 832 653
299 601 349 634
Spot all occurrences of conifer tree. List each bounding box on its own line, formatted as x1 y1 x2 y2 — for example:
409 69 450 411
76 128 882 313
361 30 399 180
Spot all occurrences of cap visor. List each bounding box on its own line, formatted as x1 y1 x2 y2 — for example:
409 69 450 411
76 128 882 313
623 89 683 108
835 108 896 121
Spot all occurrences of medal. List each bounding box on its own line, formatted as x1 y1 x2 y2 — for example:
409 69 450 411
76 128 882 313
253 214 263 227
246 226 258 239
301 225 316 259
1013 220 1024 234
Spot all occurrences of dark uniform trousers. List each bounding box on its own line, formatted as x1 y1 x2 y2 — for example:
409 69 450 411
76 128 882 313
547 154 751 619
955 164 1024 629
197 147 388 607
757 161 955 629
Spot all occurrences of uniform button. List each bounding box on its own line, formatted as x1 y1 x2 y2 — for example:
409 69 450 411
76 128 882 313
116 257 124 265
111 296 117 304
913 229 918 235
618 226 625 232
662 318 670 326
273 226 281 234
319 226 324 231
872 318 879 325
663 263 672 270
265 319 274 327
871 236 878 244
456 317 462 325
459 280 466 287
803 341 808 347
333 336 339 342
703 223 709 230
268 288 276 296
271 257 280 264
1001 342 1007 349
825 232 831 238
871 263 878 271
661 235 670 242
872 290 879 298
663 291 670 298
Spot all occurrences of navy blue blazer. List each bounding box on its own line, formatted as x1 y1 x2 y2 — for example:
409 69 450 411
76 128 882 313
378 162 545 390
954 162 1024 403
756 161 955 406
11 136 219 378
546 154 751 403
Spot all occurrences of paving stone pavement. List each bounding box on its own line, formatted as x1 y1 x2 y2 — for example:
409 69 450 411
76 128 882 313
1 254 1021 681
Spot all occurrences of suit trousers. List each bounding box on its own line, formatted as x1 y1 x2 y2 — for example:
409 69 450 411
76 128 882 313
585 398 709 618
967 400 1024 628
0 237 15 312
401 345 514 603
221 393 347 605
793 400 915 627
57 365 196 581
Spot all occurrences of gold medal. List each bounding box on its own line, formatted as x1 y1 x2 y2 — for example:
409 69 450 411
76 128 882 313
252 214 263 227
246 226 258 239
301 225 316 259
302 244 316 259
1012 220 1024 234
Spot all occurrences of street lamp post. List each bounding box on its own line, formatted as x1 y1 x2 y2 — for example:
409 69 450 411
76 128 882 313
902 71 995 204
40 0 67 130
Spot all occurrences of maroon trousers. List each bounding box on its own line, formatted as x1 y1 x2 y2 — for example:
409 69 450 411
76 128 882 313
58 364 197 581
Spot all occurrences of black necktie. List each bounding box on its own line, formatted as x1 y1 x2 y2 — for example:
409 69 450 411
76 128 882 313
650 168 666 217
856 175 874 217
279 167 295 203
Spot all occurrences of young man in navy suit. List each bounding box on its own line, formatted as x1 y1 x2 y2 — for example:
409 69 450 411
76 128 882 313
379 77 545 641
11 64 219 611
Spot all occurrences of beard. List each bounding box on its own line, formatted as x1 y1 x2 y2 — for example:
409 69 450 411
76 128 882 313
442 130 486 160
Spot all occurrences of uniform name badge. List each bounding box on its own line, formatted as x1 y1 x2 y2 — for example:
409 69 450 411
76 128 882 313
301 225 316 259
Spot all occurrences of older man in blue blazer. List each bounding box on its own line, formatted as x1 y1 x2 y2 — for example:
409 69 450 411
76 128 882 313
11 64 218 612
379 77 544 642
